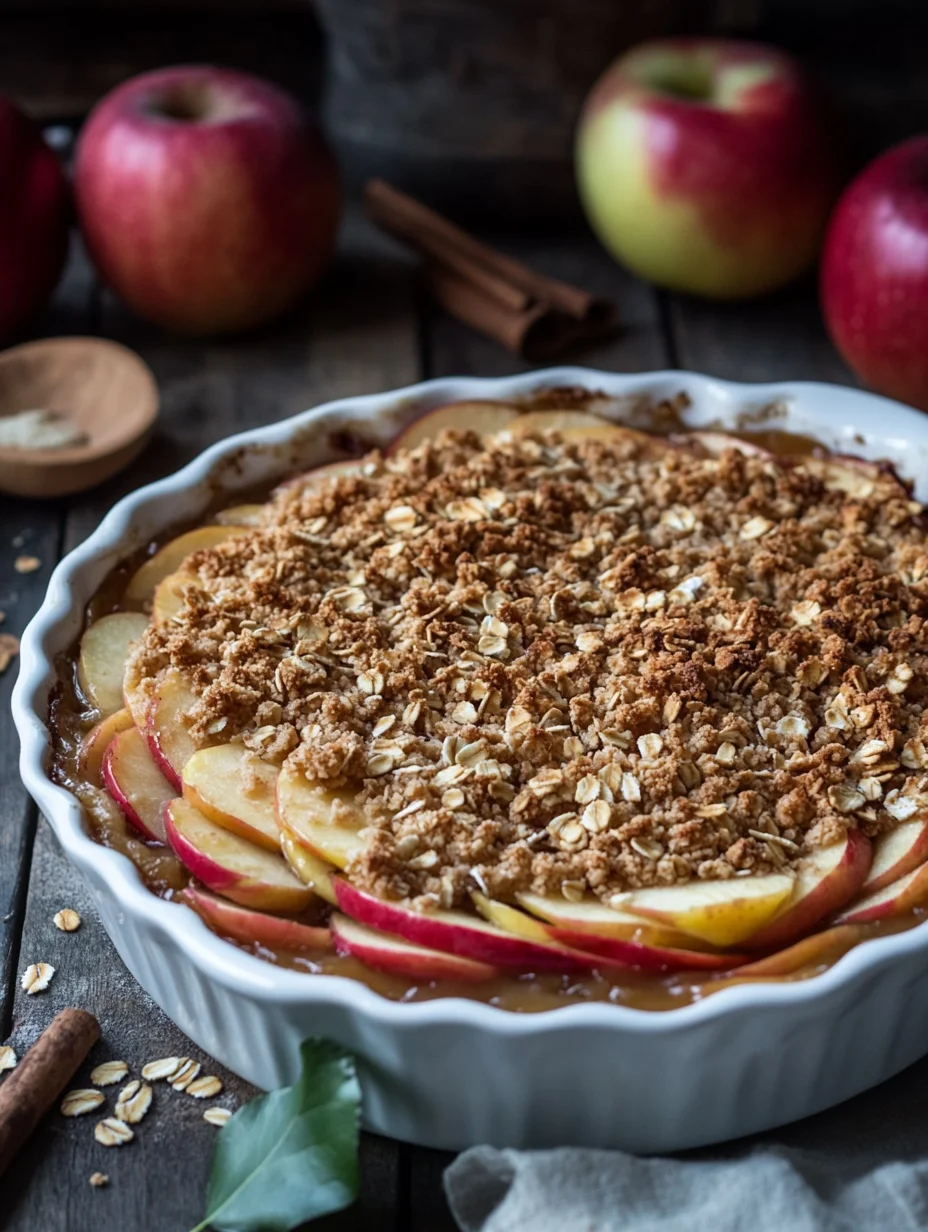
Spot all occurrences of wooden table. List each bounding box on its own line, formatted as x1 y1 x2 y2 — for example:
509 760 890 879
0 208 853 1230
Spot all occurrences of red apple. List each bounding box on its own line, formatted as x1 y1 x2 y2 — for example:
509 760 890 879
821 136 928 410
330 912 498 984
0 99 69 338
102 726 174 843
835 860 928 925
576 38 838 298
181 887 331 953
74 65 340 335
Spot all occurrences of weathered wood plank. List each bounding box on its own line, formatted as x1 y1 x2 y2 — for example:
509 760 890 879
668 279 854 385
0 233 96 1031
3 210 420 1226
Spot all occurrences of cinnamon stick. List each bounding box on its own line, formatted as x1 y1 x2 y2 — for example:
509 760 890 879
364 179 616 358
0 1008 100 1176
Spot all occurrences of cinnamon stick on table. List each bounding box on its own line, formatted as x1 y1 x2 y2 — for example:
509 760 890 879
0 1008 100 1176
364 179 617 359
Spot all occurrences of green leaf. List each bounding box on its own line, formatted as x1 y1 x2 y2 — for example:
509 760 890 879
191 1038 361 1232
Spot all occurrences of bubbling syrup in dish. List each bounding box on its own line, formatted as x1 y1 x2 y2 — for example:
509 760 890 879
45 399 928 1015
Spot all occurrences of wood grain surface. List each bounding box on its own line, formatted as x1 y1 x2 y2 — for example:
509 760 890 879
0 201 860 1230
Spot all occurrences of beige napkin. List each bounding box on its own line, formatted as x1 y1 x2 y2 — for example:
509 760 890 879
444 1052 928 1231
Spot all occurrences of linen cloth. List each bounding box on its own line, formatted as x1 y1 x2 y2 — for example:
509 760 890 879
444 1052 928 1231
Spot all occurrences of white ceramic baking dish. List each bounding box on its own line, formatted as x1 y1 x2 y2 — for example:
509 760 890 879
14 367 928 1153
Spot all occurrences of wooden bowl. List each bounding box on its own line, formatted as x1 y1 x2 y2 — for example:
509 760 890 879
0 337 158 498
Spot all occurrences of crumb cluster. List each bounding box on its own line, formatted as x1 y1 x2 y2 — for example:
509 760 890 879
126 426 928 910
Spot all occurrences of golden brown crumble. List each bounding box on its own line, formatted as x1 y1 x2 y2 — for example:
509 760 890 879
126 427 928 909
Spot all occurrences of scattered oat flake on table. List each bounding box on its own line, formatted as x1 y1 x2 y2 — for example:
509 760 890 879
53 907 81 932
94 1117 134 1147
187 1074 223 1099
0 1045 17 1073
141 1056 182 1082
0 633 19 674
61 1088 106 1117
89 1172 109 1188
115 1080 152 1125
203 1107 231 1127
14 554 40 573
170 1058 201 1091
21 961 55 994
91 1059 128 1086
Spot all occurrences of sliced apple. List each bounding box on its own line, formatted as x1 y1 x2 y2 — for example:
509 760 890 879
124 525 248 606
123 662 152 731
181 887 331 953
213 503 265 526
390 402 518 452
147 669 199 790
182 743 280 851
275 458 364 496
152 570 201 625
77 611 150 714
862 820 928 894
506 409 664 454
744 830 871 950
515 890 711 951
471 891 553 942
164 797 314 914
279 832 338 906
275 764 366 869
547 927 746 972
102 725 174 843
333 877 599 971
731 924 869 978
626 873 795 947
835 861 928 924
78 707 134 786
331 912 498 983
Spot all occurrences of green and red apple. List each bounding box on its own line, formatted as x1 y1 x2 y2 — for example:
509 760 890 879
576 38 839 298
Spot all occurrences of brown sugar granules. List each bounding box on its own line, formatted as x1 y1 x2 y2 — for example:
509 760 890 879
126 428 928 909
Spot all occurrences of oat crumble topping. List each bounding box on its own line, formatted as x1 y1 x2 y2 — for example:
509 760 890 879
126 428 928 910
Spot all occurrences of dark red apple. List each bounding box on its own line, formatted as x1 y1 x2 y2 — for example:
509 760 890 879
0 99 69 338
821 136 928 410
576 38 839 298
74 65 340 334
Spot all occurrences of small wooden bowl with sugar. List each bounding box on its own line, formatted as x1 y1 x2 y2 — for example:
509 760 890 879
0 337 158 498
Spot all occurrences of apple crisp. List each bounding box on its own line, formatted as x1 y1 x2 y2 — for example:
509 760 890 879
125 428 928 911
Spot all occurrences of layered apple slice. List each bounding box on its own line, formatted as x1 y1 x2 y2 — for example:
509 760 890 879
79 707 135 786
624 872 796 947
390 402 518 451
730 924 869 978
275 764 367 869
181 887 331 953
279 834 337 906
102 725 174 843
152 570 201 625
78 611 150 714
182 743 280 851
835 860 928 924
147 669 199 790
334 878 600 972
164 797 314 914
860 820 928 895
331 913 498 984
516 890 708 950
743 831 871 950
124 524 248 606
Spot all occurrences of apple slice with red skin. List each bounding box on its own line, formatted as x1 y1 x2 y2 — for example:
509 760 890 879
743 830 872 950
164 797 314 914
476 886 745 972
507 409 665 455
515 890 713 952
78 611 150 713
182 742 280 851
274 458 364 496
147 669 199 790
102 726 174 843
124 525 248 606
390 402 518 452
334 877 601 971
626 872 796 947
331 912 498 984
275 764 366 869
79 707 134 786
860 820 928 894
834 860 928 924
730 923 869 978
181 886 331 953
279 832 338 906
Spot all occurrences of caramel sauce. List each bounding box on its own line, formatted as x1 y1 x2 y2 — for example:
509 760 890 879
47 414 927 1013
